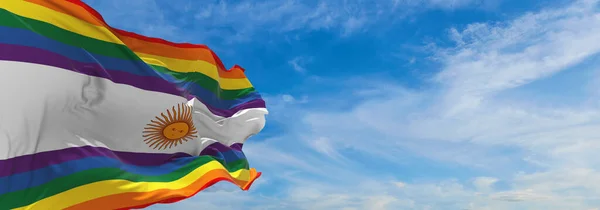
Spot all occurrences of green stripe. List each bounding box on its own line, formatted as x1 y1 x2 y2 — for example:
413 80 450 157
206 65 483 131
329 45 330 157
0 9 255 100
149 65 256 100
0 157 249 209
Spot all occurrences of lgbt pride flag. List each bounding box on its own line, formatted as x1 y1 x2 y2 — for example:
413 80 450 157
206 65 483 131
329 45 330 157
0 0 267 209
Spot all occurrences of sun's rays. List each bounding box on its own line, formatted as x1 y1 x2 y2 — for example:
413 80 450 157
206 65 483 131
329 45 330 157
142 103 198 150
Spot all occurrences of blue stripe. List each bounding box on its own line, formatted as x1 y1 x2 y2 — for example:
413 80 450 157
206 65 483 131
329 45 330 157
0 26 261 110
0 150 245 195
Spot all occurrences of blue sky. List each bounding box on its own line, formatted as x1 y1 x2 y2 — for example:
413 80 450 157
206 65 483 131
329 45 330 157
84 0 600 209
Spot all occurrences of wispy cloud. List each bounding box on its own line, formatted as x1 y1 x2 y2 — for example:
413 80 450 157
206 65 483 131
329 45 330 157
87 0 497 45
288 57 307 73
188 0 377 42
473 177 499 192
436 0 600 114
287 56 314 73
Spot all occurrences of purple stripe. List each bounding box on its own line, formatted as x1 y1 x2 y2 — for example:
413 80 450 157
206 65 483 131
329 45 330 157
202 142 243 154
0 44 266 118
230 143 243 151
0 143 243 177
200 142 244 157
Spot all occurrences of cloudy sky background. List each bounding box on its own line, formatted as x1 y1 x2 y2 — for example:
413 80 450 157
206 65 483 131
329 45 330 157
84 0 600 209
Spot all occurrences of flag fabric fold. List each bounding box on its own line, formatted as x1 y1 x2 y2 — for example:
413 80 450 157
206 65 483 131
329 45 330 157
0 0 267 209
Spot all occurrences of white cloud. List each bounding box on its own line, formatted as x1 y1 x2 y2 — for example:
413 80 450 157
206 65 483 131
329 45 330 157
489 190 551 202
394 181 407 188
435 0 600 114
281 94 296 103
342 16 368 36
288 57 309 73
306 136 348 161
473 177 499 192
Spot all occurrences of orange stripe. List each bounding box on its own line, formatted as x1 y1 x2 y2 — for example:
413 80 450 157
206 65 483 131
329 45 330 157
25 0 105 27
64 169 260 210
26 0 247 79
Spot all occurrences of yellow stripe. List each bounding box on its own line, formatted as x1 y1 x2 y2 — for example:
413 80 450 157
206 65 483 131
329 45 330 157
1 0 125 47
16 161 251 210
1 0 253 90
137 53 253 90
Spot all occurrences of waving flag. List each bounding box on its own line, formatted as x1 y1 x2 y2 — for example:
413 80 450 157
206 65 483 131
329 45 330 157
0 0 267 209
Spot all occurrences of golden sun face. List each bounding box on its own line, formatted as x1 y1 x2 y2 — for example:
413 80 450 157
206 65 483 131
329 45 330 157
163 122 190 140
143 103 198 150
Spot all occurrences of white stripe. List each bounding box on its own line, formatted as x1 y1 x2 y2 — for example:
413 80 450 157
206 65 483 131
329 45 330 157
0 61 267 160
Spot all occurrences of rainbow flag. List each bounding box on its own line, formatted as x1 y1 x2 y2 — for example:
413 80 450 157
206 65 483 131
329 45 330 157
0 0 267 209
